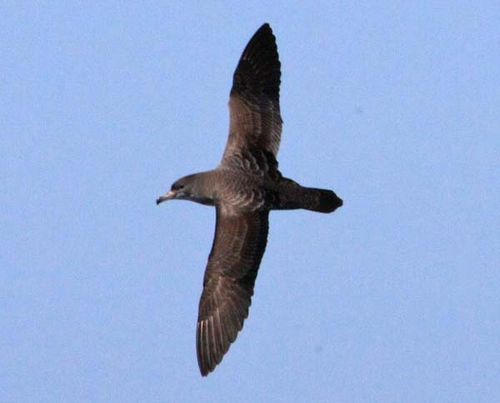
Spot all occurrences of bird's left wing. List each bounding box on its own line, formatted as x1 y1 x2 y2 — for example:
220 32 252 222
222 23 282 165
197 208 269 376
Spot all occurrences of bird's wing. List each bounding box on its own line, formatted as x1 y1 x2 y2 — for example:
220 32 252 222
197 208 269 376
222 23 282 165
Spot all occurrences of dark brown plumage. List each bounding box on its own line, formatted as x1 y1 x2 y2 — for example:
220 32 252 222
157 23 342 376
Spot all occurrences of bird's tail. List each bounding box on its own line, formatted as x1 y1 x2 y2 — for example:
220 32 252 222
298 187 343 213
276 180 343 213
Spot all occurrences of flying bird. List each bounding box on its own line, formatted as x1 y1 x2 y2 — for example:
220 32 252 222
157 23 342 376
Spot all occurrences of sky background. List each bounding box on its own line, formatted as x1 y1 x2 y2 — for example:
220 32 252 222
1 1 499 402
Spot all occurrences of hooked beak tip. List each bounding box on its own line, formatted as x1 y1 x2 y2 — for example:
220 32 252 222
156 190 176 205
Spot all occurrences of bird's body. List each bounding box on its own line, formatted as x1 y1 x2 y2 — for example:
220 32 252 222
157 23 342 376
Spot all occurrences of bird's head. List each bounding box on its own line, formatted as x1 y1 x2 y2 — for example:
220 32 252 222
156 173 214 206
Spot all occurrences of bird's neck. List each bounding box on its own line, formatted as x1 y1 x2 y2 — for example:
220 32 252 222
189 170 219 206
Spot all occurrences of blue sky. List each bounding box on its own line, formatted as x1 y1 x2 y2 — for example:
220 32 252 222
1 2 499 402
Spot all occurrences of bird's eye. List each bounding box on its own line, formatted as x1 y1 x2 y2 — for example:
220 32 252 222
172 183 185 191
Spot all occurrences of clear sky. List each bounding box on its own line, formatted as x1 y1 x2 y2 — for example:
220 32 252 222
1 2 499 402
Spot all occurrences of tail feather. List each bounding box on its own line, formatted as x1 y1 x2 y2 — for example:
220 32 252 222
301 187 343 213
275 180 343 213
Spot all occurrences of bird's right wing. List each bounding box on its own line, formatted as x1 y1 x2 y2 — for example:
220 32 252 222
222 23 282 165
196 208 269 376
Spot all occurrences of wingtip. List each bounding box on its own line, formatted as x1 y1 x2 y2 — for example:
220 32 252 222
199 366 211 377
252 23 273 37
197 352 215 377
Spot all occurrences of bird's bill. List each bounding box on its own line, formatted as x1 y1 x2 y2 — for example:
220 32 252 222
156 190 177 205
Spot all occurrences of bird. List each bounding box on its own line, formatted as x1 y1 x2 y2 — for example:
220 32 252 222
157 23 342 376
